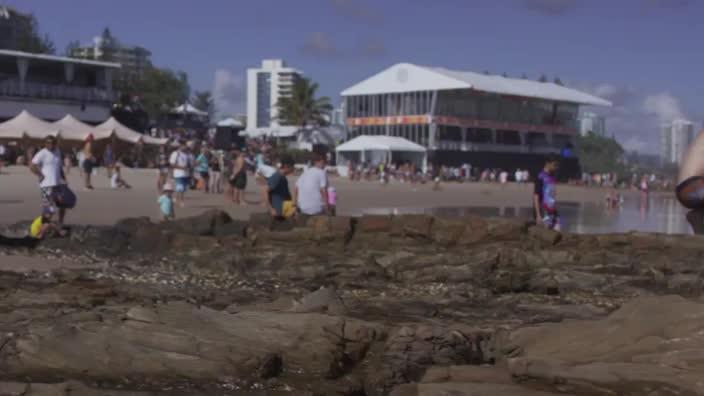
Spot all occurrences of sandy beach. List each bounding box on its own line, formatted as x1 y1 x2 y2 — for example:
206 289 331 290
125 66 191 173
0 165 651 226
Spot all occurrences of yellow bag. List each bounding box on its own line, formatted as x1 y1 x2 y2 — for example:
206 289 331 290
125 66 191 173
30 216 43 238
282 200 296 218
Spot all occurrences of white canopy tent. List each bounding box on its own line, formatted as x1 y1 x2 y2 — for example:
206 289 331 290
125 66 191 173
171 103 208 117
53 115 113 141
97 117 167 145
217 117 244 128
0 110 60 140
335 135 427 175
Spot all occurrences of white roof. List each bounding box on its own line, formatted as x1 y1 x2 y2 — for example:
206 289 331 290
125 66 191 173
241 126 299 138
53 114 113 141
336 135 426 153
0 49 121 69
341 63 611 107
171 103 208 116
217 117 244 128
0 110 60 140
97 117 167 145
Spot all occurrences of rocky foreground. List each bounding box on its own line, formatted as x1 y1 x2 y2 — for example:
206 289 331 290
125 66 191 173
1 210 704 395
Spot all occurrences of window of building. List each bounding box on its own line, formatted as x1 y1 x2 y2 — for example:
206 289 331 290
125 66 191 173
438 125 462 142
478 95 499 120
496 130 521 145
467 128 493 144
256 72 271 128
526 132 548 146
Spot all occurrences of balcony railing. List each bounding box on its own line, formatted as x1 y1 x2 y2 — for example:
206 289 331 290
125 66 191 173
0 79 114 103
436 140 559 154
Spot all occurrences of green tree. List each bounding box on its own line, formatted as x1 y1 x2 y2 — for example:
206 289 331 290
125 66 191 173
554 77 564 86
15 14 55 54
538 74 548 83
275 77 333 128
121 67 190 119
98 27 117 62
192 90 214 119
576 132 626 175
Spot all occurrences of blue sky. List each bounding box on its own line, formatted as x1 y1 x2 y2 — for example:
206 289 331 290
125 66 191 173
5 0 702 153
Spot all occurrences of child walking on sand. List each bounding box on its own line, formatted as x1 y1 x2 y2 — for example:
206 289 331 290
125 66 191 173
158 182 175 221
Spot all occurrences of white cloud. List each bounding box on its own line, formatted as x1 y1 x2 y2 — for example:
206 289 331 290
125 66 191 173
300 32 340 57
576 83 692 154
643 93 685 123
212 69 245 119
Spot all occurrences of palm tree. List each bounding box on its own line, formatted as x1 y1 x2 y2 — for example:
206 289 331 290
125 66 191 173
275 77 333 128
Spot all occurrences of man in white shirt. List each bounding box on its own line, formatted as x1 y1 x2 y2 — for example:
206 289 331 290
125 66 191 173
294 152 329 216
30 136 68 225
169 140 193 207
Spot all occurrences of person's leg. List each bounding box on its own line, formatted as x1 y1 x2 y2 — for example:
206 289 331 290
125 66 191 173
58 208 66 227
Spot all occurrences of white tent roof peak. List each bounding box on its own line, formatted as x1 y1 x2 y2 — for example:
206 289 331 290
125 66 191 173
53 115 113 141
336 135 426 153
217 117 244 128
0 110 60 139
341 63 612 107
97 117 167 145
172 103 208 116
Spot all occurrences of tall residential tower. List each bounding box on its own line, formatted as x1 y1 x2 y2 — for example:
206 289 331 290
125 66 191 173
660 119 695 165
246 59 302 132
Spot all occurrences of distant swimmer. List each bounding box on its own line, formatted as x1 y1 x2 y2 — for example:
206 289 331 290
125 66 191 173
675 130 704 234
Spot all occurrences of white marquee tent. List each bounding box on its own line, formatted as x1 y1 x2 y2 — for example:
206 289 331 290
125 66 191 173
335 135 427 175
53 114 113 141
0 110 60 140
171 103 208 117
97 117 168 145
217 117 244 128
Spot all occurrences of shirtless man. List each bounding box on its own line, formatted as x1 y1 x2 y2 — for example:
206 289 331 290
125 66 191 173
676 130 704 234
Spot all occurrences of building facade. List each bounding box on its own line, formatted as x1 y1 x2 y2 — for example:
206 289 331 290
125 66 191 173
578 111 606 136
0 49 120 123
0 5 32 51
660 119 695 165
71 36 151 77
246 59 302 132
341 64 610 172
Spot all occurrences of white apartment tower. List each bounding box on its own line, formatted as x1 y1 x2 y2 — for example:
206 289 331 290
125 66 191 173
246 59 302 131
660 119 695 165
578 111 606 136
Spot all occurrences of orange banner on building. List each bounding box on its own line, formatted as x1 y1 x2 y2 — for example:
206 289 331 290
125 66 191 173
347 115 430 127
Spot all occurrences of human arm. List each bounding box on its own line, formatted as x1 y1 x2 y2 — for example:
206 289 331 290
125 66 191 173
261 175 275 215
533 178 543 224
29 151 44 181
320 172 329 213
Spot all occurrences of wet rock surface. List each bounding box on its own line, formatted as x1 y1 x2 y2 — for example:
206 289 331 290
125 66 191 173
1 211 704 394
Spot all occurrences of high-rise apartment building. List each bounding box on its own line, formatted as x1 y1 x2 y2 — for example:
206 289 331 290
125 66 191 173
578 111 606 136
660 119 695 164
246 59 302 131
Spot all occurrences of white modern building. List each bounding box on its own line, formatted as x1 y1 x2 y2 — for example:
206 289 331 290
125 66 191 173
0 49 120 123
578 111 606 136
245 59 302 135
660 119 695 165
331 102 346 126
71 35 151 77
340 63 610 175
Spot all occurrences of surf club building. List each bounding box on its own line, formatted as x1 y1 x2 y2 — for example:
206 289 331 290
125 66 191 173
340 63 611 178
